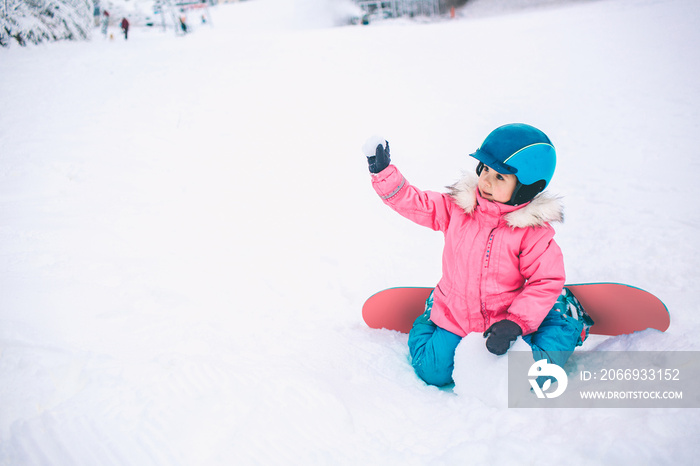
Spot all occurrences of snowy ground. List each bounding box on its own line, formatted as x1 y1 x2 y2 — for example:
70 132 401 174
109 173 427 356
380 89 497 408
1 0 700 463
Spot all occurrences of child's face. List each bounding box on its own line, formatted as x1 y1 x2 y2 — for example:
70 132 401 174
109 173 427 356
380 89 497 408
478 165 518 204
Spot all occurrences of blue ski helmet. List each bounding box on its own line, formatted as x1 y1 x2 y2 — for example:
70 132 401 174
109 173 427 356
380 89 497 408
470 123 556 205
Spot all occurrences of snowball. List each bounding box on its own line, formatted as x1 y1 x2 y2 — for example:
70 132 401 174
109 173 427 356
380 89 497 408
452 333 531 408
362 135 386 157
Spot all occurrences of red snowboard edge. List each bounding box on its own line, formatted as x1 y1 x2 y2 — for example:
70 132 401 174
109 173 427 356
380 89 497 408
566 283 669 336
362 287 432 334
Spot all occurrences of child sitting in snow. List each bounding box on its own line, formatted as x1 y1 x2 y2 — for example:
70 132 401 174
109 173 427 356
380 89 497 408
365 123 577 387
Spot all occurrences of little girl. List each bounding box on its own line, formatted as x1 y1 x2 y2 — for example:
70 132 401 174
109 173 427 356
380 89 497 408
365 123 567 387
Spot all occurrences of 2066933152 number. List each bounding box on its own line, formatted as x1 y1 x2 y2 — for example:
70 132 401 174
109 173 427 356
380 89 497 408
599 368 681 381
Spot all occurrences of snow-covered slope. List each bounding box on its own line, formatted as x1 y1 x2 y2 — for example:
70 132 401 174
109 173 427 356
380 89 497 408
1 0 699 463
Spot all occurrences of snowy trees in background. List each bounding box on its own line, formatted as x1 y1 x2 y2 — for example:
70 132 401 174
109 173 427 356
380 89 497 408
1 0 94 47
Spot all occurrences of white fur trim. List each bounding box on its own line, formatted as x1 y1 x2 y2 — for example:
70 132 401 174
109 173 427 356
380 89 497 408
447 173 563 228
504 192 564 228
447 173 478 214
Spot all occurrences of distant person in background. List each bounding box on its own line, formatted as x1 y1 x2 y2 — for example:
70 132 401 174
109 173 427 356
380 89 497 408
121 17 130 40
179 13 188 34
101 11 110 38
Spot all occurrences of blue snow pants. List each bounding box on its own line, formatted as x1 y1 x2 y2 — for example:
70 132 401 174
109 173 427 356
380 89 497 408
408 289 592 387
407 291 461 387
522 287 593 368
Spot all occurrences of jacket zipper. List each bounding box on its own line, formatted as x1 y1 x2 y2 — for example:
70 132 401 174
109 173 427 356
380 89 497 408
480 229 496 330
484 230 495 269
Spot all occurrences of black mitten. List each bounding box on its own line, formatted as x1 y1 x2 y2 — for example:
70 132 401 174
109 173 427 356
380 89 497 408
364 138 391 174
483 320 522 355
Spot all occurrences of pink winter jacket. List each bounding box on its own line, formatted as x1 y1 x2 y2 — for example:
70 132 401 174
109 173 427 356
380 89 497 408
372 165 566 337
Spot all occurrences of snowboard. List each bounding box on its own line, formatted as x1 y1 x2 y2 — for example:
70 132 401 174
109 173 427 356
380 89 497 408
362 283 669 336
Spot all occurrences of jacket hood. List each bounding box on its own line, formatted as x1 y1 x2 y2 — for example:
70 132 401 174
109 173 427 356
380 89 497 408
447 173 564 228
